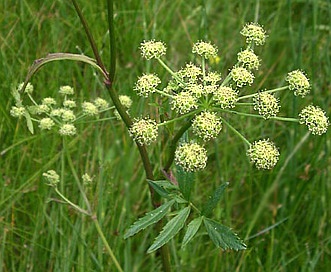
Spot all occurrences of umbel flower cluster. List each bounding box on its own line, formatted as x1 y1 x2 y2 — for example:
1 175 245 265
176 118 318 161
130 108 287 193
130 22 329 171
10 83 113 136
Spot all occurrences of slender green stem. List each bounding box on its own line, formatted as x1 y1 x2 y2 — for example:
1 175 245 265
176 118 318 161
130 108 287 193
92 217 124 272
218 108 299 123
238 86 289 101
54 187 90 216
201 57 206 87
157 58 185 86
71 0 107 75
220 117 250 146
158 110 200 127
155 89 174 98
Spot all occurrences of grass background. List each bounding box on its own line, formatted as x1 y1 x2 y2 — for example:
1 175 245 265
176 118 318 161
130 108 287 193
1 0 330 271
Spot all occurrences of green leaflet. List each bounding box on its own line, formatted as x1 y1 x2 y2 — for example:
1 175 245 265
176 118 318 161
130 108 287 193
177 165 194 201
201 182 229 217
124 199 175 239
24 111 34 134
181 216 203 248
203 217 246 251
147 206 191 253
148 180 171 198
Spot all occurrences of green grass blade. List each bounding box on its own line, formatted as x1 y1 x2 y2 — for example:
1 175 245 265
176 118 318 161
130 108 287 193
181 216 203 248
203 217 246 251
147 206 191 253
124 199 175 239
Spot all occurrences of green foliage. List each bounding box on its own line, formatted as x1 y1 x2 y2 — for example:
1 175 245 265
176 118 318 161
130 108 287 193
181 216 203 248
202 182 229 217
147 206 191 253
124 199 176 238
203 217 247 251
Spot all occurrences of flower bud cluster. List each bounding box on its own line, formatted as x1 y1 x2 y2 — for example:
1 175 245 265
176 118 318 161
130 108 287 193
129 118 158 146
299 105 329 135
253 92 280 119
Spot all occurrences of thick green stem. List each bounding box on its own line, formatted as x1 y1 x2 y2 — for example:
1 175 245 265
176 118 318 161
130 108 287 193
107 0 116 84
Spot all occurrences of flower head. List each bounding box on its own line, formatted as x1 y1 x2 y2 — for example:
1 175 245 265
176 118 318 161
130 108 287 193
192 41 218 59
129 118 158 145
175 142 208 172
82 173 93 185
59 85 74 95
177 63 202 83
94 98 109 111
247 139 280 170
286 70 310 97
82 102 98 116
63 99 76 108
134 73 161 97
119 95 133 109
59 124 77 136
171 92 198 114
230 67 254 87
237 49 261 70
10 106 26 118
253 92 280 119
186 84 204 98
213 86 238 109
205 71 222 85
60 109 76 122
43 170 60 186
192 111 222 141
299 105 329 135
240 22 267 46
140 40 166 60
39 118 55 130
42 97 57 106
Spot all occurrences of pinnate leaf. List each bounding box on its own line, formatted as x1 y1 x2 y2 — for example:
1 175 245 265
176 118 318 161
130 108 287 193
124 199 175 239
147 206 191 253
203 217 246 250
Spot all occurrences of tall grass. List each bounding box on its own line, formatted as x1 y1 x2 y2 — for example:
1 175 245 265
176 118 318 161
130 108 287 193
1 0 330 271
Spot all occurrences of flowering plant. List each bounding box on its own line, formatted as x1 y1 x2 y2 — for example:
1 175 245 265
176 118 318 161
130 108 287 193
10 0 329 269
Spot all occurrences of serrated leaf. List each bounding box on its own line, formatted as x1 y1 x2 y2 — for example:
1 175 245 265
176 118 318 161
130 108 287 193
181 216 203 248
201 182 229 217
147 206 191 253
124 199 175 239
203 217 246 251
177 165 194 201
148 180 171 198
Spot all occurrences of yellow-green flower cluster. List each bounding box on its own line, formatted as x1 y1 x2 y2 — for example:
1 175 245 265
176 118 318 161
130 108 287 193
43 170 60 186
10 83 110 137
240 22 267 46
286 70 310 97
253 93 280 119
230 67 254 87
171 92 198 114
247 139 280 170
175 142 207 172
299 105 329 135
192 41 218 59
192 111 222 141
18 82 34 94
140 40 167 60
129 118 158 145
237 49 261 70
10 106 26 118
134 73 161 97
213 86 238 109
